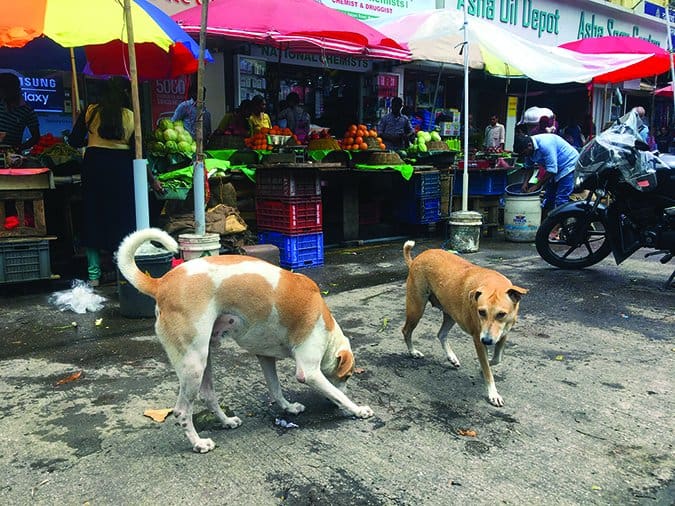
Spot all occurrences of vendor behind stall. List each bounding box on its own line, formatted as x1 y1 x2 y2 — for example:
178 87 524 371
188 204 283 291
249 95 272 134
0 72 40 151
277 92 311 141
377 96 413 151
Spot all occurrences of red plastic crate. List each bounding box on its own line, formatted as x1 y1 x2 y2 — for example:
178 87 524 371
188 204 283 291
457 159 491 170
256 197 323 233
256 168 321 198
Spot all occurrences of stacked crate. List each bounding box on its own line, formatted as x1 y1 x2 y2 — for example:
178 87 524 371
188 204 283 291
255 168 324 269
0 169 55 284
396 170 441 225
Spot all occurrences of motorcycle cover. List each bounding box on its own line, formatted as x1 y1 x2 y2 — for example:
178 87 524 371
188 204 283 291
575 110 667 192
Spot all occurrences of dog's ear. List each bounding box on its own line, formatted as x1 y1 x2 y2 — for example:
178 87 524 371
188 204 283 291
469 289 482 303
507 286 528 303
336 349 355 380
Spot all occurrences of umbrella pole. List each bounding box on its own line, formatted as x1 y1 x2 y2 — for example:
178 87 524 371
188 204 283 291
123 0 150 230
193 0 209 236
69 48 80 123
462 4 469 212
431 63 444 124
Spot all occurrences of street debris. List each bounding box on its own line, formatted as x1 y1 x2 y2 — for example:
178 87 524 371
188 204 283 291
48 280 106 314
555 355 565 361
354 367 366 374
95 318 103 326
53 370 83 387
143 408 173 422
457 429 477 437
275 418 299 429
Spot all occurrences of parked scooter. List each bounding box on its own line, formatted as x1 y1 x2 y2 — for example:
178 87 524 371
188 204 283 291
535 110 675 288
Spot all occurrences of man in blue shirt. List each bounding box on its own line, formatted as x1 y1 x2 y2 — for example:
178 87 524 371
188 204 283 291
514 133 579 210
377 96 413 151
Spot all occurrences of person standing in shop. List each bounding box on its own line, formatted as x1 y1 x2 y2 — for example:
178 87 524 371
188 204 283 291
69 77 163 286
277 92 311 141
377 96 413 151
172 80 212 141
0 73 40 151
483 114 505 150
249 95 272 134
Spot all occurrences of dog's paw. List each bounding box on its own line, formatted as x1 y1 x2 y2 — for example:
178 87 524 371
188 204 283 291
192 437 216 454
488 392 504 407
409 349 425 359
222 416 242 429
489 357 502 366
354 405 374 418
447 352 461 368
284 402 306 415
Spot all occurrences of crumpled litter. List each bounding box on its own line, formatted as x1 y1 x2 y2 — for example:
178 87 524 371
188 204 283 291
275 418 299 429
49 279 106 314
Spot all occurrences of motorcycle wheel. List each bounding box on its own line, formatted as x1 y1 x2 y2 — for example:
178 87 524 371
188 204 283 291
535 209 612 269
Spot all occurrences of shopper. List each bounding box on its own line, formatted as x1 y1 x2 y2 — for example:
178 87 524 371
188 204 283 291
483 114 505 150
248 95 272 134
0 72 40 151
216 99 253 136
172 79 212 141
377 96 413 151
277 92 311 141
631 106 649 143
69 77 162 286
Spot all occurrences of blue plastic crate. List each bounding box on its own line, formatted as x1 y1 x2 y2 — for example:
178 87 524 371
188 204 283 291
397 195 441 224
453 170 507 196
257 231 324 269
410 170 441 197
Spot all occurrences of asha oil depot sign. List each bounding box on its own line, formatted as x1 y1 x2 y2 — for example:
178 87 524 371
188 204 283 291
455 0 666 46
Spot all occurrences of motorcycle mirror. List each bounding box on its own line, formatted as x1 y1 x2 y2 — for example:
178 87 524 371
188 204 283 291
634 139 650 151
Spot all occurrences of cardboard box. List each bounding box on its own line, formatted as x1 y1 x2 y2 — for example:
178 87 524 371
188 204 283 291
0 168 54 190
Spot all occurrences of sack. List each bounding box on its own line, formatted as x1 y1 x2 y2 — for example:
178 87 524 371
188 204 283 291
206 204 247 235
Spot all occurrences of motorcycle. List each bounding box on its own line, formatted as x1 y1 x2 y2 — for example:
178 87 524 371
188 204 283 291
535 110 675 289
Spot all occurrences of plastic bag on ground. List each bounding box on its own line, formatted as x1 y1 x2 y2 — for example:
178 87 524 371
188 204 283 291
49 279 106 314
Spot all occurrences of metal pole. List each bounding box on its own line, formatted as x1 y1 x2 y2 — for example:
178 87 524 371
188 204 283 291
462 2 469 212
665 2 675 120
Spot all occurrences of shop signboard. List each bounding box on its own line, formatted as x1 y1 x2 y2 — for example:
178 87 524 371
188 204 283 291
248 46 373 72
440 0 667 47
150 76 189 127
319 0 437 20
0 70 65 113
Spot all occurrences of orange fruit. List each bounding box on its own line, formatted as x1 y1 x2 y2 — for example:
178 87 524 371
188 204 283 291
359 142 368 150
348 125 357 134
379 143 386 149
354 136 363 145
376 137 382 143
343 137 353 145
369 129 378 137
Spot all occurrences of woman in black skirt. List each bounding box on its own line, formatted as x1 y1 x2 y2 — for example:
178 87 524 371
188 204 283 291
70 77 162 286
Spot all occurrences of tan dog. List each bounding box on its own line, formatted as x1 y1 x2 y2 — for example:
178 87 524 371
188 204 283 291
117 228 373 453
402 241 527 407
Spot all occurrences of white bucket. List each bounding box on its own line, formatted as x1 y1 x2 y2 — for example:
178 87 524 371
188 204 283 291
447 210 483 253
503 184 542 242
178 233 221 261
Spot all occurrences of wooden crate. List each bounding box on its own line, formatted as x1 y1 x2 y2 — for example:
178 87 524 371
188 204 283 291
451 195 501 237
0 190 47 238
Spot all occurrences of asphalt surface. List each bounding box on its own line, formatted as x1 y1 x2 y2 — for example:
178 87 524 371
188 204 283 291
1 231 674 505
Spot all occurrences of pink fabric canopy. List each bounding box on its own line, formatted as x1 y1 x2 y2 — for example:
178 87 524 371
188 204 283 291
655 84 673 97
559 36 671 84
172 0 411 61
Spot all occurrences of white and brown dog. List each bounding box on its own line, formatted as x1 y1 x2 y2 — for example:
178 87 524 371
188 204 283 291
402 241 527 407
117 228 373 453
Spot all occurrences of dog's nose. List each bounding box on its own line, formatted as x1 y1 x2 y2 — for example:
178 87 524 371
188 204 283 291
481 337 494 346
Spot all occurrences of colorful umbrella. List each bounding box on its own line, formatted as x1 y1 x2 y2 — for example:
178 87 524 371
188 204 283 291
172 0 411 60
655 84 674 96
0 0 208 79
559 36 671 84
0 0 210 230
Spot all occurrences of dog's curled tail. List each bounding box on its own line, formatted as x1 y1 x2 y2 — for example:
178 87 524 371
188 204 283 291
116 228 178 299
403 240 416 268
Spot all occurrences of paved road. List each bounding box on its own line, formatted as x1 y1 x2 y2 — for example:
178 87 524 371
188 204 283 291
1 234 673 505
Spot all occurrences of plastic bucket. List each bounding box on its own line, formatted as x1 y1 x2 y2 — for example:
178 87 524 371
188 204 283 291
503 183 542 242
117 251 174 318
447 210 483 253
178 233 221 261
